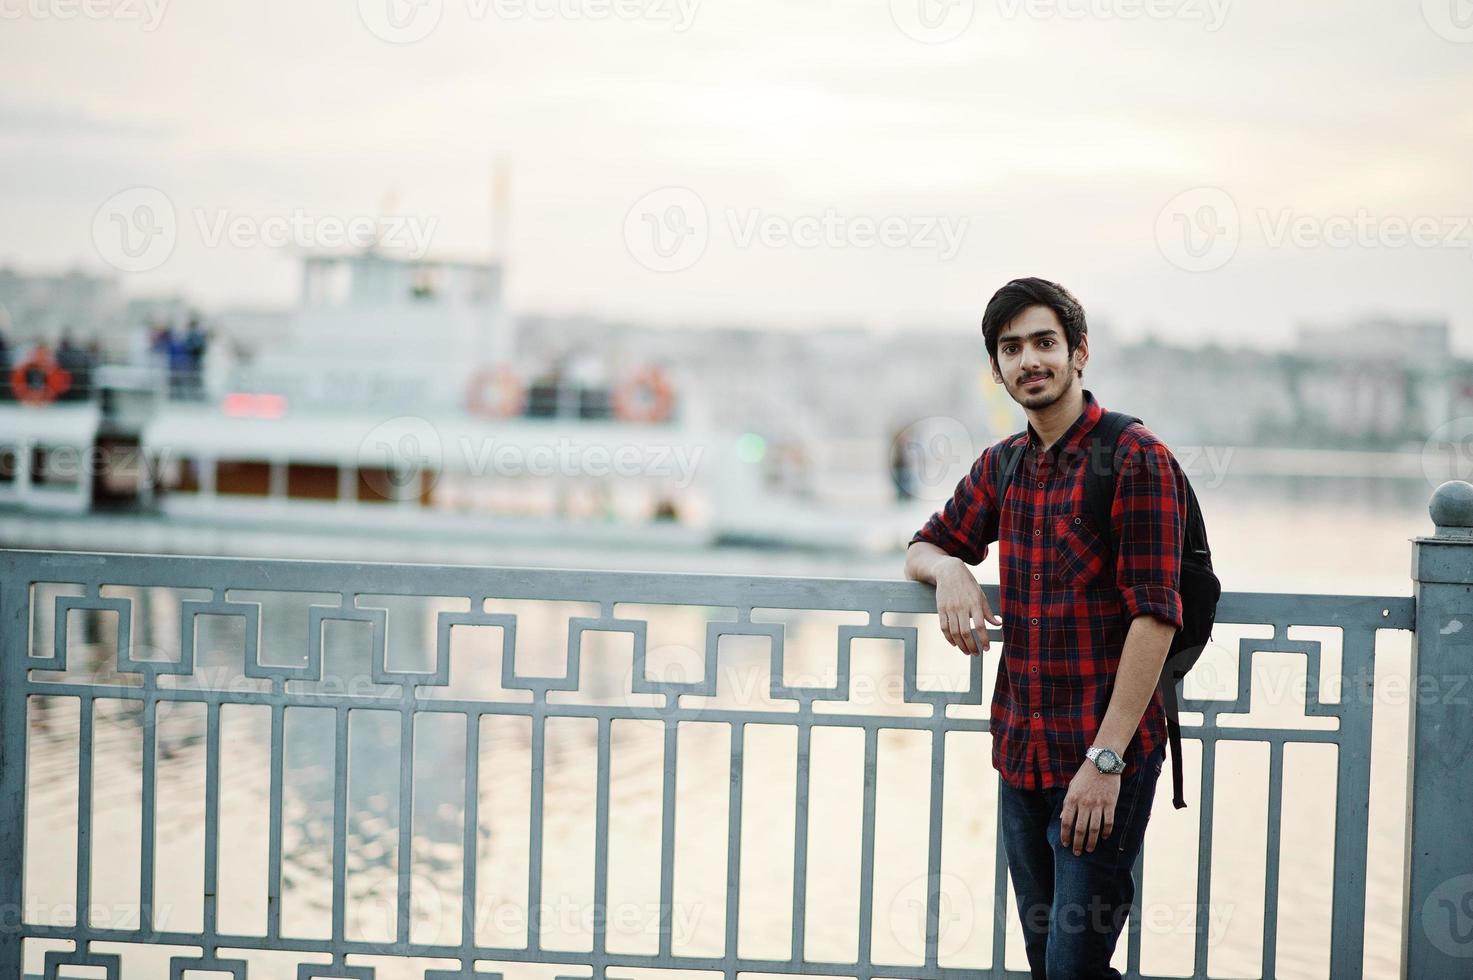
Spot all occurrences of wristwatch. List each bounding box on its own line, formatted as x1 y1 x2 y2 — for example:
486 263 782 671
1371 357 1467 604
1085 745 1127 775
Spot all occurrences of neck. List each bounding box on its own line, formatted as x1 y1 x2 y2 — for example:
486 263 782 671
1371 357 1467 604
1026 381 1085 452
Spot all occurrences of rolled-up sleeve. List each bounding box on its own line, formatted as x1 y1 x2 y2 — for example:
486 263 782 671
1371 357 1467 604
907 444 1000 567
1111 439 1186 629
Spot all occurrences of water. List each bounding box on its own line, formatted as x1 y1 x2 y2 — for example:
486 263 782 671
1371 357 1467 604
16 473 1432 979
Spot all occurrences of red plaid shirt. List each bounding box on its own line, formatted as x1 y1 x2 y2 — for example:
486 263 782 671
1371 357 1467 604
909 388 1186 789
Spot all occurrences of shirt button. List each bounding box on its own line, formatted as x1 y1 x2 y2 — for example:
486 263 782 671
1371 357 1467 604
1030 617 1039 625
1073 517 1081 524
1034 528 1041 536
1036 482 1043 488
1032 711 1040 719
1030 665 1038 673
1032 572 1040 580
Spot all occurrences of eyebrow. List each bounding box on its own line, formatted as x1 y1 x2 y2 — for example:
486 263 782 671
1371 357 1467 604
997 328 1062 344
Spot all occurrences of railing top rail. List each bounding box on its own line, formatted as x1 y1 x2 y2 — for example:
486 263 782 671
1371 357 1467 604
0 548 1416 630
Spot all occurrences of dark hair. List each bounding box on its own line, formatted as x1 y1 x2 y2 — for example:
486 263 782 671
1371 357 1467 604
980 277 1087 365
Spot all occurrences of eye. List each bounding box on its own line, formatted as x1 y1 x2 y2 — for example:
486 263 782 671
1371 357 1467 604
1040 339 1055 348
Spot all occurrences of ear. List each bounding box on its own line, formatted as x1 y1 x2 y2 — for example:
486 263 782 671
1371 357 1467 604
1074 334 1089 377
990 357 1004 385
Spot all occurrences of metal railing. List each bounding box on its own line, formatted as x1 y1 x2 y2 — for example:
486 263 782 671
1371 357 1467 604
2 482 1470 978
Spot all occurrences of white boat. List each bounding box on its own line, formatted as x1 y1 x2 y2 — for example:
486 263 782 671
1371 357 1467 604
0 251 899 555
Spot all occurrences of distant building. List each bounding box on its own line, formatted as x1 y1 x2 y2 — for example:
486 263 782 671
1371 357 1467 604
1296 317 1449 364
0 266 123 343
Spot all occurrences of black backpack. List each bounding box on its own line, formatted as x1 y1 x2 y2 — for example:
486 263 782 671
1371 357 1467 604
995 410 1221 810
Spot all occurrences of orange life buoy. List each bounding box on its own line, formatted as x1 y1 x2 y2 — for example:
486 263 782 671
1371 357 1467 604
465 365 526 418
612 365 675 423
11 350 72 405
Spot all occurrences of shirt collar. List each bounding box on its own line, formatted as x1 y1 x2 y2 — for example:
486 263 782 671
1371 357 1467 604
1024 387 1105 460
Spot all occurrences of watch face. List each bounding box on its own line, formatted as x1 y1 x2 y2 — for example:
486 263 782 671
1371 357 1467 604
1097 749 1121 771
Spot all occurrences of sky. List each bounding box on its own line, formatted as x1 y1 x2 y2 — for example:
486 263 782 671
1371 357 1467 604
1 0 1471 351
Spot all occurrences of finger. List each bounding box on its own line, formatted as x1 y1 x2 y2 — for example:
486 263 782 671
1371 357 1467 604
1102 806 1114 841
1084 809 1101 854
962 614 980 654
947 610 964 651
968 627 984 656
970 614 989 652
1059 803 1076 849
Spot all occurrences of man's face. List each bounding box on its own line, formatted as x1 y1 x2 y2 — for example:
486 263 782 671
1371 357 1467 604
990 305 1087 410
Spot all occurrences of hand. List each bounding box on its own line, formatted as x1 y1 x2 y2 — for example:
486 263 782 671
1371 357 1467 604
1059 759 1121 856
934 558 1002 656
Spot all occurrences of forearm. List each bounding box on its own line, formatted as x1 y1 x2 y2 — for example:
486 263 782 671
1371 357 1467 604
1092 614 1176 756
904 541 967 584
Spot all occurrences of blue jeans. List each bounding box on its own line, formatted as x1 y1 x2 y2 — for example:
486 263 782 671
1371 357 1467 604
997 742 1166 979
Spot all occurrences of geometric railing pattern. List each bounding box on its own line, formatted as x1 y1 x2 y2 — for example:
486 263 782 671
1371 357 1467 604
0 549 1415 979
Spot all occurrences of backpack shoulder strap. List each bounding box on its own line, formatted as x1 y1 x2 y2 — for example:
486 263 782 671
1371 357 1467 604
993 430 1029 513
1083 411 1140 549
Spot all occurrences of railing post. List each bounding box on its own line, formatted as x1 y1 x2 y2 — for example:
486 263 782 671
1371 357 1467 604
1405 479 1473 976
0 569 23 979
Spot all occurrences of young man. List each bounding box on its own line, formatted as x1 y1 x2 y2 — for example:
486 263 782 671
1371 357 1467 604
903 277 1187 979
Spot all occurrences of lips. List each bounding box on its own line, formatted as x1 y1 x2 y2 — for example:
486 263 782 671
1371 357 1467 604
1022 375 1049 387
